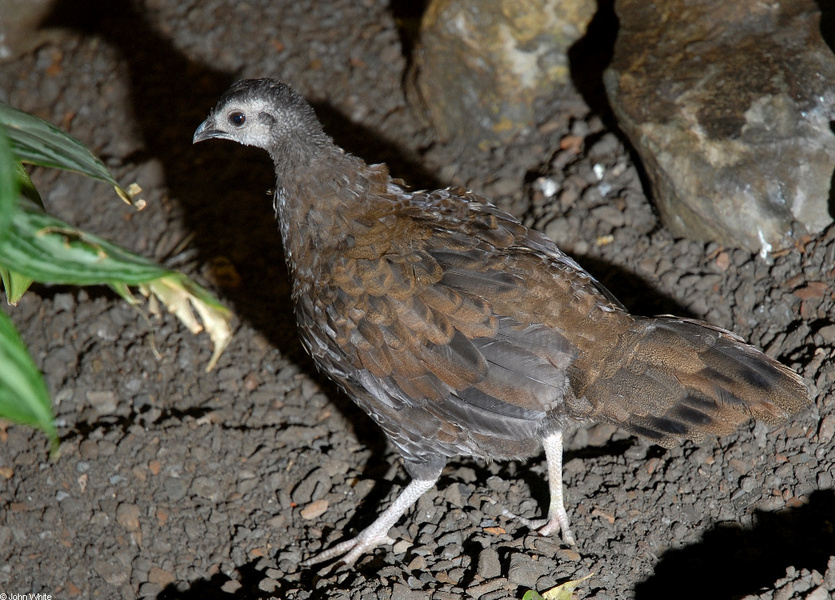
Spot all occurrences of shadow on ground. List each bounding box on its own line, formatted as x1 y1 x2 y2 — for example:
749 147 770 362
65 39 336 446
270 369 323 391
635 489 835 600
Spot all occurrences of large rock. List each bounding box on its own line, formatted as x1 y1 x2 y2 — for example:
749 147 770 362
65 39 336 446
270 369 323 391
408 0 595 148
604 0 835 256
0 0 60 62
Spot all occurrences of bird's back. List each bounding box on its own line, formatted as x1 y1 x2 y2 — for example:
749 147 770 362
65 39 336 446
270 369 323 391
290 176 807 465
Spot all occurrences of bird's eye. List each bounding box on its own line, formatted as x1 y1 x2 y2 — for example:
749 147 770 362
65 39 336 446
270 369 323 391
228 112 246 127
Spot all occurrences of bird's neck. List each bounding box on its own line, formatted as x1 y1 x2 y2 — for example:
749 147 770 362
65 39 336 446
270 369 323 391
270 147 391 281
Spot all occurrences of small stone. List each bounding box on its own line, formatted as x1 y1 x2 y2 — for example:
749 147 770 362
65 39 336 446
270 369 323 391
258 577 279 593
739 476 757 494
714 251 731 271
79 440 99 460
507 552 548 585
805 587 829 600
148 566 176 587
824 556 835 588
163 477 188 502
115 502 141 531
300 499 329 520
818 415 835 445
86 390 118 415
477 547 502 579
191 476 223 502
556 548 582 562
391 583 427 600
466 578 508 597
815 325 835 345
292 467 330 504
794 282 828 300
220 579 242 594
93 559 130 586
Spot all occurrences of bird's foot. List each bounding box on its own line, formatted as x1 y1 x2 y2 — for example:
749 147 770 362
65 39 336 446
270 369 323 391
300 477 438 568
501 507 575 545
536 509 575 545
300 527 396 568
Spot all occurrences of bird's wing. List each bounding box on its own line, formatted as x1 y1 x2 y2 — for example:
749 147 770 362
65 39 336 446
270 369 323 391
305 187 623 455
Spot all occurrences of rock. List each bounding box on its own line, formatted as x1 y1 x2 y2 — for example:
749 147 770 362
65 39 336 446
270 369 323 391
93 558 131 587
191 476 224 502
86 390 118 416
299 499 329 520
0 0 62 62
115 502 141 532
477 547 502 579
604 0 835 256
163 477 188 502
507 552 551 585
147 566 176 587
407 0 596 147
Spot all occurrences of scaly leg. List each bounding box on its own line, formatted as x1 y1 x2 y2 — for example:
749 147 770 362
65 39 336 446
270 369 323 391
301 476 438 566
537 430 575 544
497 430 576 544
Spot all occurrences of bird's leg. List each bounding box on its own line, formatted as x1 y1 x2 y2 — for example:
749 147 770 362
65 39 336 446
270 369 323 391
537 430 575 544
301 476 438 567
498 430 575 544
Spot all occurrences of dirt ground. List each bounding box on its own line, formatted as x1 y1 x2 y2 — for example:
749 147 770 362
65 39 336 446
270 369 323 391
1 1 833 599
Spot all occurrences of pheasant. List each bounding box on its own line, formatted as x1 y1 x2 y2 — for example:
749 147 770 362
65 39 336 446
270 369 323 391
193 79 810 566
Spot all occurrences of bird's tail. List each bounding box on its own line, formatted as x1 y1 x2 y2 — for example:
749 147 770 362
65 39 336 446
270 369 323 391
580 316 810 448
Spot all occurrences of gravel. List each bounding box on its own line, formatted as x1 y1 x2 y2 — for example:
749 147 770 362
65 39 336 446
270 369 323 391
0 0 832 599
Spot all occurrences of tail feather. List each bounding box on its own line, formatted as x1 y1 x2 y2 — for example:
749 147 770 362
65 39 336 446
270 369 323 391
584 316 809 448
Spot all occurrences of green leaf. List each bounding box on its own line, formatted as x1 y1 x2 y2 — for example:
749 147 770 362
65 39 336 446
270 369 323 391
0 125 19 241
0 201 232 370
0 198 166 285
0 308 57 449
522 592 545 600
0 129 33 305
0 103 139 206
0 267 34 305
16 161 44 209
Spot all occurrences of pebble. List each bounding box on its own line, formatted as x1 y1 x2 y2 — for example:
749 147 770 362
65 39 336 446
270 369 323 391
147 566 176 587
86 390 118 415
591 204 625 228
817 415 835 445
300 499 329 520
477 547 502 579
79 439 99 460
191 476 223 502
163 477 188 502
507 552 549 585
93 558 130 586
292 467 331 504
220 579 242 594
815 324 835 344
116 502 141 531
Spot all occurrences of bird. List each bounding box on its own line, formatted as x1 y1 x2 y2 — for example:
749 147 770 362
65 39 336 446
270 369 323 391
193 78 811 567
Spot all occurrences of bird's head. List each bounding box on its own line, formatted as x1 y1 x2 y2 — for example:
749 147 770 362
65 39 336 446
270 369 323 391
193 78 325 153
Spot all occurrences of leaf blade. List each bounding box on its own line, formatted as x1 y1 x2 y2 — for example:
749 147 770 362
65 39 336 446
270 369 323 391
0 125 19 241
0 102 138 206
0 308 57 448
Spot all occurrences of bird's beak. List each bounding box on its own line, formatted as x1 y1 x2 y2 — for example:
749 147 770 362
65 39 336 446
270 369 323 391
193 117 230 144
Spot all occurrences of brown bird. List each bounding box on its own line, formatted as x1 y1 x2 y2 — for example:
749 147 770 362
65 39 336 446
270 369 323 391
193 79 811 566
